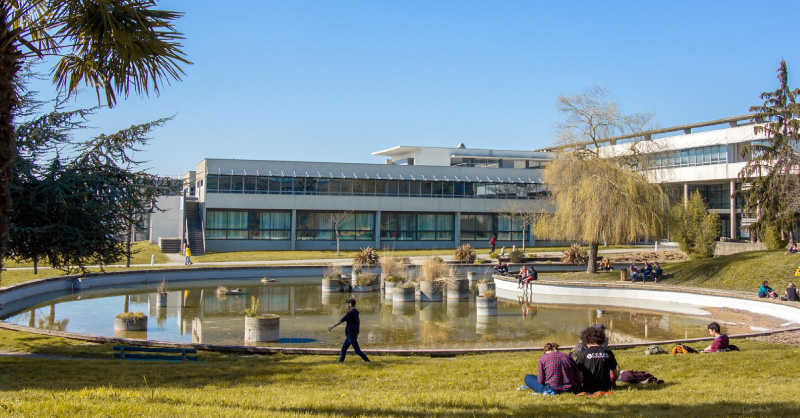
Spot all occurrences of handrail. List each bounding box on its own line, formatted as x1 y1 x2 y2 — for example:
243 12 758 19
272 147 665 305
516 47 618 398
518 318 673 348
200 205 206 254
533 113 758 152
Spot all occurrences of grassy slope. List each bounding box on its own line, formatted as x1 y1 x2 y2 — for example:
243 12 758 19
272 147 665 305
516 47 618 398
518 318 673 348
5 242 170 268
555 249 800 293
0 330 798 417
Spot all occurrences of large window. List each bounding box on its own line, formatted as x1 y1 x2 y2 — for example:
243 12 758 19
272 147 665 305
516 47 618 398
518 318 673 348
381 213 454 241
460 214 527 241
689 184 731 210
653 145 727 169
206 210 290 240
296 212 375 241
205 174 540 200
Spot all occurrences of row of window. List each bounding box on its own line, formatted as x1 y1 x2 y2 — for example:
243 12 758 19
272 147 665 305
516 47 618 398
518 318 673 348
205 210 530 241
652 145 728 169
204 175 546 199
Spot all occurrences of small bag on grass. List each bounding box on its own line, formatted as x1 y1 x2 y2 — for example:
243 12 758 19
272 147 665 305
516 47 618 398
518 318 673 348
645 345 667 355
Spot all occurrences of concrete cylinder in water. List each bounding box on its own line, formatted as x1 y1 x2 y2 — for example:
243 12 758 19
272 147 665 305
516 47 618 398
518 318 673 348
114 315 147 332
157 292 168 308
321 278 342 293
467 271 475 281
244 316 280 342
384 280 398 295
419 280 443 302
477 282 496 297
476 296 498 316
447 279 469 300
476 315 498 334
392 286 416 303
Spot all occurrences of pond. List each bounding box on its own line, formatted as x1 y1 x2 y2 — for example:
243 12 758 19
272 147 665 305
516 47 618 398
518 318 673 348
1 276 786 349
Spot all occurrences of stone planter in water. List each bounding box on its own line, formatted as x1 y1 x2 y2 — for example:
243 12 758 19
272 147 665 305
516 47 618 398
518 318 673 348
244 315 280 342
447 278 469 300
392 286 416 303
477 282 496 297
157 292 168 307
419 280 443 302
114 314 147 332
321 277 342 293
476 296 498 316
384 280 400 295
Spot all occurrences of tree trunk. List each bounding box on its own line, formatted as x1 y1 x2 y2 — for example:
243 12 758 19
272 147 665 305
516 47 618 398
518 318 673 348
0 15 21 282
335 225 340 255
33 256 37 274
126 218 133 268
521 225 526 252
586 242 599 274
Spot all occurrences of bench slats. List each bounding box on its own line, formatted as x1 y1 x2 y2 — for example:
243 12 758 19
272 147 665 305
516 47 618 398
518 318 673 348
113 346 198 361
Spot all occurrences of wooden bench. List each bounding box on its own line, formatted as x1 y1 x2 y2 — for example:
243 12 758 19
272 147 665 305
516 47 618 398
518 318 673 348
113 346 198 361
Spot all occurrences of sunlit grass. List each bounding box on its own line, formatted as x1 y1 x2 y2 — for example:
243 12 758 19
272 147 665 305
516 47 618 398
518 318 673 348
0 335 797 417
4 242 170 268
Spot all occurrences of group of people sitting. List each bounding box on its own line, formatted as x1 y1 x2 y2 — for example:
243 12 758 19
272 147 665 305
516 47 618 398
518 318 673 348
493 261 509 276
758 280 798 301
520 321 728 396
596 259 613 271
628 261 663 283
516 265 538 289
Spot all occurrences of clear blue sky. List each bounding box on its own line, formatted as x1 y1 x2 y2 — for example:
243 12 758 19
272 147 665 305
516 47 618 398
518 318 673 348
28 0 800 176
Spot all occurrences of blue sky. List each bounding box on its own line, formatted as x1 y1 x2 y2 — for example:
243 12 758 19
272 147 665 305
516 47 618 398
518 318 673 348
28 0 800 176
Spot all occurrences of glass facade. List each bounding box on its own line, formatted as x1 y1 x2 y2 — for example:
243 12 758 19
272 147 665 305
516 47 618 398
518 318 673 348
460 214 526 241
296 212 375 241
688 184 732 210
205 175 543 199
380 213 454 241
652 145 727 169
206 210 291 240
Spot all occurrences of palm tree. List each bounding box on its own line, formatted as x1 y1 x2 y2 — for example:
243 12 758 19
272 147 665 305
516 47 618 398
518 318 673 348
0 1 190 278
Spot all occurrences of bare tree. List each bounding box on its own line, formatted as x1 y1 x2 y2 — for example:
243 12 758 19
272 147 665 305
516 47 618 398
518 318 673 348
497 201 538 251
537 86 667 273
329 211 354 256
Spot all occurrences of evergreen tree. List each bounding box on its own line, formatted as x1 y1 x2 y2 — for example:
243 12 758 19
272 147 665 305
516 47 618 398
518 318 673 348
737 60 800 244
669 191 719 259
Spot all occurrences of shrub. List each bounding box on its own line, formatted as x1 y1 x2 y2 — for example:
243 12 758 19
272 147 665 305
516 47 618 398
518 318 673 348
420 257 448 281
244 296 260 317
115 311 146 321
473 258 485 264
385 275 405 283
762 224 788 251
354 247 379 266
509 249 526 263
324 266 342 280
488 252 499 259
481 289 496 298
432 256 444 263
356 273 377 286
453 244 477 263
379 256 406 278
562 244 588 265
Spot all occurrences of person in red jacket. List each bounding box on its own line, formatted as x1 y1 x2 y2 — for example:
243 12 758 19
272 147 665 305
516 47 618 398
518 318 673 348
700 322 729 353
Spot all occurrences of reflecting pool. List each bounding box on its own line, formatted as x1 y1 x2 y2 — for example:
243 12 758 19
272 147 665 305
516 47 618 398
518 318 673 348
1 276 783 349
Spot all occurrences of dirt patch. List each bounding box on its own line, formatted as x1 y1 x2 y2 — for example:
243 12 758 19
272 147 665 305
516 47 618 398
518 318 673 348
749 330 800 347
606 251 688 264
702 307 790 333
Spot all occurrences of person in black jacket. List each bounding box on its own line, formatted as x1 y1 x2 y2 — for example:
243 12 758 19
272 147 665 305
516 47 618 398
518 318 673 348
328 298 370 363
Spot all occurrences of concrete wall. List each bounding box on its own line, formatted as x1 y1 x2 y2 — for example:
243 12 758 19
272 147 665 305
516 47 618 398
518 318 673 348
149 196 182 244
715 241 766 256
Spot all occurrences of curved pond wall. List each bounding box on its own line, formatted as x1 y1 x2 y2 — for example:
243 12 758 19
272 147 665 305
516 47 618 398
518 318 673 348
2 266 800 356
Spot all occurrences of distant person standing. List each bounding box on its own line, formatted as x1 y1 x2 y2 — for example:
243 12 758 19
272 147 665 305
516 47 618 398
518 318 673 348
185 247 192 265
328 298 370 363
489 235 497 254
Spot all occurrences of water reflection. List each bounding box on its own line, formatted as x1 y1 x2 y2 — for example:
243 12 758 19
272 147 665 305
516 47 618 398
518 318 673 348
0 277 760 349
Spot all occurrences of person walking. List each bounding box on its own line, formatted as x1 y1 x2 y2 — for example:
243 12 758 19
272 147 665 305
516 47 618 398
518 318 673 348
328 298 370 363
185 247 192 265
489 234 496 254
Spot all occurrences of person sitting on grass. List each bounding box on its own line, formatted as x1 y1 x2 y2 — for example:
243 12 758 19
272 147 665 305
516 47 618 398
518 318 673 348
782 282 798 302
575 325 619 394
786 243 798 255
494 261 509 276
758 280 779 299
700 321 729 353
521 342 581 395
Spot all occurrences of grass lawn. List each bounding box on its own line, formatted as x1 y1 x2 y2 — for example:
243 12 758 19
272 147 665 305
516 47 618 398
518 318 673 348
0 329 798 417
4 242 170 268
555 249 800 293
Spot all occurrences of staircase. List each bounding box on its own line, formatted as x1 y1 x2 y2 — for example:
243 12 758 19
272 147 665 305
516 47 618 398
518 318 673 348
185 198 205 256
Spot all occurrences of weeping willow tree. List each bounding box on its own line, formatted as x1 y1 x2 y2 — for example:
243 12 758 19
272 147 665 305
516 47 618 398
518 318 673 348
535 153 666 273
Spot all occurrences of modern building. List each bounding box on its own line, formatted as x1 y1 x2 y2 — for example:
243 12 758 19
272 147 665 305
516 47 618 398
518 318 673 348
148 114 768 254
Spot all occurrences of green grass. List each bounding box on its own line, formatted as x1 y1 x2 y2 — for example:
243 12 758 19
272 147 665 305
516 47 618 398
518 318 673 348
556 249 800 293
4 242 170 268
0 329 798 417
